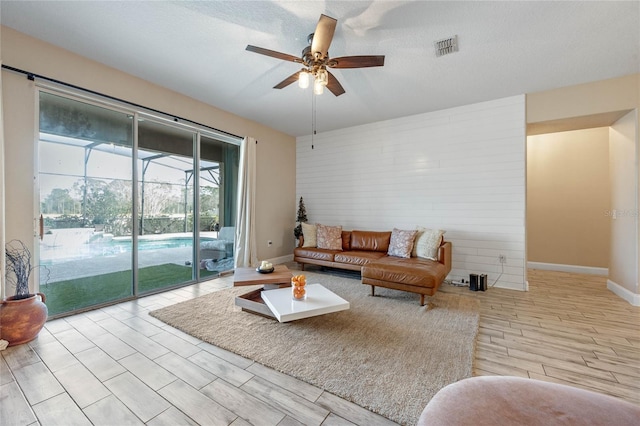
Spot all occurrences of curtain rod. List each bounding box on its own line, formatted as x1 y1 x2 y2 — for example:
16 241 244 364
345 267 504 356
1 64 243 140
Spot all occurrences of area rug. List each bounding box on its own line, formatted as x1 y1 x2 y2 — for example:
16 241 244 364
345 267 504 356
150 271 479 425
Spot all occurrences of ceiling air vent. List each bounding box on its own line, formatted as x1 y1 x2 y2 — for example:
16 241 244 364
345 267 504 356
434 35 458 57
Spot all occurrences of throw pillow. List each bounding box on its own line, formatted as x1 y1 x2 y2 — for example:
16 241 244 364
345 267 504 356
301 222 317 248
316 224 343 250
412 227 446 260
387 228 418 258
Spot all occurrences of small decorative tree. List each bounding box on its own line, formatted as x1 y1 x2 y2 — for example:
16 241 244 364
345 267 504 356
294 197 308 239
5 240 35 299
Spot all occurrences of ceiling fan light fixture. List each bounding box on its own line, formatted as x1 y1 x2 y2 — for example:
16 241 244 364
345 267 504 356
317 68 329 86
298 70 310 89
313 78 324 95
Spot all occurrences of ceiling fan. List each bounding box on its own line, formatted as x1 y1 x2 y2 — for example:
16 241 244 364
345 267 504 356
246 14 385 96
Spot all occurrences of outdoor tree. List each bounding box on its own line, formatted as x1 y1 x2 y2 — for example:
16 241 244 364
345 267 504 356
74 178 123 226
42 188 77 215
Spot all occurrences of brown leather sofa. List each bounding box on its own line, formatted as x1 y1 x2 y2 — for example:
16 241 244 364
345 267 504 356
293 230 452 306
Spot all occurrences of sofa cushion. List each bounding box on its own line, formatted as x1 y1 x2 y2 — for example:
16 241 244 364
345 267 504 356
334 250 388 266
413 227 445 260
388 228 418 258
293 247 339 262
341 231 351 251
363 256 447 288
301 222 317 247
317 224 342 250
350 230 391 252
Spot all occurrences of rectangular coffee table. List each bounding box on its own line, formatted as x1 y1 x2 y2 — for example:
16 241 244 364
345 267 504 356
261 283 350 322
233 265 293 318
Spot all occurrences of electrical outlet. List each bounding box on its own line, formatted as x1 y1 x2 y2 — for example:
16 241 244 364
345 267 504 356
499 255 506 263
267 240 273 247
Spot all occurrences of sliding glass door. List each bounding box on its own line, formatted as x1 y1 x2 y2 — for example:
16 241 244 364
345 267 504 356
136 119 198 293
38 92 134 316
37 90 240 317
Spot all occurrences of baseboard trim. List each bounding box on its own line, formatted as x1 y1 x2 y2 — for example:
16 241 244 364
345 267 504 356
270 254 294 265
527 262 608 276
607 279 640 306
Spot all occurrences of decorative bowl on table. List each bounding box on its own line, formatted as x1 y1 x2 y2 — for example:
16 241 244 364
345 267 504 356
256 266 275 274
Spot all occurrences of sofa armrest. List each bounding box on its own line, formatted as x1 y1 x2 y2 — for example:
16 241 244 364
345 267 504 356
438 242 452 274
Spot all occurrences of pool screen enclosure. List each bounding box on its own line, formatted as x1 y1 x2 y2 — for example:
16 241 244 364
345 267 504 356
37 90 240 317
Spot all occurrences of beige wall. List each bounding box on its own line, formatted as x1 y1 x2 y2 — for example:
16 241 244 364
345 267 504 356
527 74 639 303
1 26 296 294
527 74 640 125
609 111 638 294
527 128 610 268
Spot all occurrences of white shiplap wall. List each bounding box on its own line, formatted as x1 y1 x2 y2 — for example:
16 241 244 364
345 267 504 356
296 95 526 290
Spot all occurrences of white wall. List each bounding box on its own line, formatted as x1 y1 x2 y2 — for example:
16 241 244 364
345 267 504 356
296 96 526 290
608 110 639 304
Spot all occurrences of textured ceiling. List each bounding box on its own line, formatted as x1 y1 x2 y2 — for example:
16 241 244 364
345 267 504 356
2 1 639 137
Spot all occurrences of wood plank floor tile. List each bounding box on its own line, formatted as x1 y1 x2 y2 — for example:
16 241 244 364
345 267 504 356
188 350 253 387
0 381 37 426
201 378 287 426
12 362 65 405
475 347 545 374
53 362 111 408
245 362 324 403
2 344 41 370
104 371 171 423
146 407 199 426
32 392 92 426
473 358 530 378
0 356 14 386
90 332 137 361
94 320 169 360
154 352 217 390
52 329 95 354
83 394 144 426
540 366 640 403
157 379 237 426
197 341 255 369
64 316 108 340
320 413 357 425
118 353 177 391
315 390 399 426
149 329 202 358
44 319 73 335
75 346 126 382
31 340 79 373
240 376 330 426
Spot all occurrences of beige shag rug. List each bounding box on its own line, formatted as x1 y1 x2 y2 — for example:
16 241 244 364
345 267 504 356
150 271 479 425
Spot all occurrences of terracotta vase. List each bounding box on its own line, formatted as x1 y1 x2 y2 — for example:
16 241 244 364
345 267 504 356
0 293 48 346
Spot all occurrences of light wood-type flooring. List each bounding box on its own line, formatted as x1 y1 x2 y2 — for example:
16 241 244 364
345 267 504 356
1 268 638 425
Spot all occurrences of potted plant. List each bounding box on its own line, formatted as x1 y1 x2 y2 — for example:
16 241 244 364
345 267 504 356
0 240 48 346
294 196 308 245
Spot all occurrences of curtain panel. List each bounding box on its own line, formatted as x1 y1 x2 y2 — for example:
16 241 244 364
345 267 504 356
234 137 258 268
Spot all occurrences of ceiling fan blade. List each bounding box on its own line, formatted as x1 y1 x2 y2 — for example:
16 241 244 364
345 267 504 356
326 70 345 97
246 45 302 63
273 72 300 90
311 14 337 60
329 55 385 68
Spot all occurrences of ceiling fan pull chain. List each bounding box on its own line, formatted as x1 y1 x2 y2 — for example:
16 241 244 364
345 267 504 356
311 92 316 150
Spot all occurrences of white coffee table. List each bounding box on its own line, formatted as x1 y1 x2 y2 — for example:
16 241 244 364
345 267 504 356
261 283 350 322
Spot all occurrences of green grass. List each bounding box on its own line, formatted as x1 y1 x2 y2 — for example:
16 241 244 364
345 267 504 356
41 264 217 316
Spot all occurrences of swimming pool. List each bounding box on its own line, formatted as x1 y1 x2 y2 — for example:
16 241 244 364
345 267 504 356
40 234 214 265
